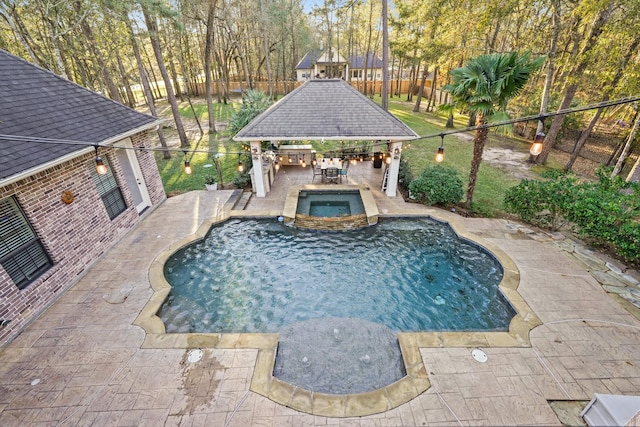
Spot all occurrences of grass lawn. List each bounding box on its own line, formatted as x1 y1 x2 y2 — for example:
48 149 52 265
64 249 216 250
154 101 248 195
154 96 548 216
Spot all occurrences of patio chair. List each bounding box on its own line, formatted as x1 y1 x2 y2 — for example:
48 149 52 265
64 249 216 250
312 165 324 183
325 167 339 184
339 161 350 183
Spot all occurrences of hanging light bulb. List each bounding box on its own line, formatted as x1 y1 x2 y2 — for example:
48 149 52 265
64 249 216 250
530 131 545 156
435 134 445 163
238 154 244 172
275 159 280 171
94 146 107 175
182 150 192 174
385 155 391 165
301 155 306 167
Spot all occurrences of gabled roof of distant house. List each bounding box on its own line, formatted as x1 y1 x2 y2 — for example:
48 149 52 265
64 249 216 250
0 49 160 183
295 49 322 70
350 53 383 69
234 79 418 141
315 50 347 64
295 49 349 69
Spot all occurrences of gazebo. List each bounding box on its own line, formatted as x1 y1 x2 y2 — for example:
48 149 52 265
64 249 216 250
234 79 418 197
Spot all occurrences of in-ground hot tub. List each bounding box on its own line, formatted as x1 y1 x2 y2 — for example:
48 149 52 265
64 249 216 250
283 185 378 230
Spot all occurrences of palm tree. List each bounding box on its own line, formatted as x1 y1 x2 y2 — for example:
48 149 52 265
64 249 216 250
443 52 544 208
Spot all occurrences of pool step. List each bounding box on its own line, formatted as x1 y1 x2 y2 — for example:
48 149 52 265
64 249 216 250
231 191 253 210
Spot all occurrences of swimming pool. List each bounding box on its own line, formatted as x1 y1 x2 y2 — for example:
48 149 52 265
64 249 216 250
158 217 515 334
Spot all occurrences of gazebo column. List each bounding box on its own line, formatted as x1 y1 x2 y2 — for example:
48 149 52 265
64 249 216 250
250 141 267 198
385 141 402 197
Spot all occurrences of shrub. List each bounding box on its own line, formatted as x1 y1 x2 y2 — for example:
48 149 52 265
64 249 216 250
397 156 414 188
233 172 251 189
408 165 464 206
505 167 640 263
504 171 578 230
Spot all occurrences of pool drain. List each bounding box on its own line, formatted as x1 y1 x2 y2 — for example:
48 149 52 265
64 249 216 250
471 348 488 363
187 349 203 363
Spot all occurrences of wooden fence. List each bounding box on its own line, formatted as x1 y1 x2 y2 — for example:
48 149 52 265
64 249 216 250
186 79 425 98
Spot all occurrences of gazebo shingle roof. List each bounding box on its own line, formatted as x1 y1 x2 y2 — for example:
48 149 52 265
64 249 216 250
0 49 159 182
233 79 418 141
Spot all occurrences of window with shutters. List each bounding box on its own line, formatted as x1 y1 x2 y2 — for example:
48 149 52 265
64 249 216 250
0 196 52 289
89 157 127 220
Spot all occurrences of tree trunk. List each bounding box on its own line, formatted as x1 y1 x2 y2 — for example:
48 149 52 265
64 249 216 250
260 0 273 97
204 0 217 133
565 107 603 170
127 16 170 159
626 154 640 183
381 0 389 111
363 0 374 95
413 66 428 112
74 1 121 102
465 114 488 208
114 43 135 108
142 8 189 148
426 66 438 112
538 0 560 135
536 4 615 164
612 112 640 177
565 36 640 170
0 3 43 66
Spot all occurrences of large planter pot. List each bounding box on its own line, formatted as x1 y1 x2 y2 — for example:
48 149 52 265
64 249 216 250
205 183 218 191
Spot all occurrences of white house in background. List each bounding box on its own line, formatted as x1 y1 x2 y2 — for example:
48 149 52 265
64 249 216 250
295 50 384 82
348 52 383 81
295 49 349 81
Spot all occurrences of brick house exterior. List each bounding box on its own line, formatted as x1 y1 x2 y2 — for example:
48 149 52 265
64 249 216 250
0 50 166 347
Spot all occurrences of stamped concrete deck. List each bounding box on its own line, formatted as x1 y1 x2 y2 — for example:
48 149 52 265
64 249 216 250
1 162 640 426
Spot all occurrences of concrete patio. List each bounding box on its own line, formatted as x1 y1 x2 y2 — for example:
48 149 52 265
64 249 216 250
1 161 640 426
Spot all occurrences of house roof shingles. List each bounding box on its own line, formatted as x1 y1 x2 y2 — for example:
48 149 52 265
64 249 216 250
349 53 383 69
0 49 158 182
234 79 418 141
295 49 322 70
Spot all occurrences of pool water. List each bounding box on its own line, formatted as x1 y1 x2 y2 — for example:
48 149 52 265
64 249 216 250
158 217 515 333
309 201 350 217
296 190 364 217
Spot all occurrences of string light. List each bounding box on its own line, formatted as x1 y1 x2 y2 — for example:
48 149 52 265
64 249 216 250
94 146 107 174
435 134 445 163
530 131 545 156
183 150 192 174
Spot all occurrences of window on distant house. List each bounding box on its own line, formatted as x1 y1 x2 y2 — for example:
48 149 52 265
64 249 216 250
89 157 127 220
0 196 53 289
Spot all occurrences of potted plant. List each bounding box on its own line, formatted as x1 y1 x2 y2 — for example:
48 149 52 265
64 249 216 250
204 175 218 191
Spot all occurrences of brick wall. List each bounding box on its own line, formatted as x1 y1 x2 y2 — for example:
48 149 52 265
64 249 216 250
0 130 165 347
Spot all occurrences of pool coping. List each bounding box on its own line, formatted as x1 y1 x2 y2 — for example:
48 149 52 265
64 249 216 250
134 208 541 418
